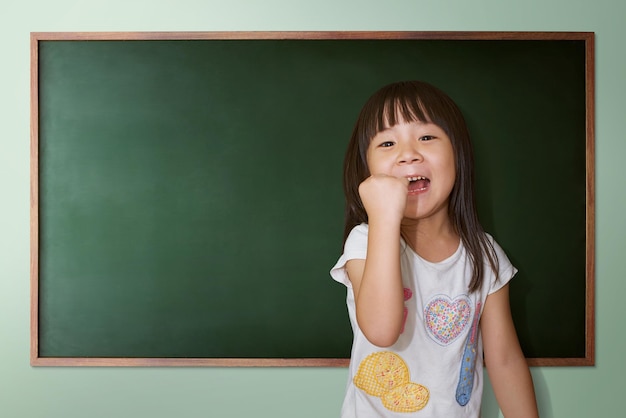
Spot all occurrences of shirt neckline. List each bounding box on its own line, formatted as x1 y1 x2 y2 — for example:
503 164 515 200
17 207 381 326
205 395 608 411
401 238 464 268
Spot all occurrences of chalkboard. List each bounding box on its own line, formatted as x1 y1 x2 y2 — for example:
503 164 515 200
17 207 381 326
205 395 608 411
30 32 594 367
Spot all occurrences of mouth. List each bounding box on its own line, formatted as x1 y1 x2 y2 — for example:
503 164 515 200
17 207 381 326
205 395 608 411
407 176 430 193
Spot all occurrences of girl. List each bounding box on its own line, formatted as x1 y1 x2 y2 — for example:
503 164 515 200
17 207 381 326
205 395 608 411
331 81 539 417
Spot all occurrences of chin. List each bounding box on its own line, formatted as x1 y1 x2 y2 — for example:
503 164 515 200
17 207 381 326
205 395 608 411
403 207 428 220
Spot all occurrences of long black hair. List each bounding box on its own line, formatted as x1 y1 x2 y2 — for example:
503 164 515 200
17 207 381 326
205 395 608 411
342 81 498 292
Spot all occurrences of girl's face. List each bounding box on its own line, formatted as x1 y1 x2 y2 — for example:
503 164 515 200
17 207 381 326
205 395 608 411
366 120 456 222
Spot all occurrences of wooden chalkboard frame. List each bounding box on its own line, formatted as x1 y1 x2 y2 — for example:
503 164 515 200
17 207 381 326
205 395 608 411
30 31 595 367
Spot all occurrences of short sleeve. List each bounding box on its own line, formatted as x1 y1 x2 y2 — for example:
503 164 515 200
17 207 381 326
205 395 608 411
329 224 369 289
487 235 518 295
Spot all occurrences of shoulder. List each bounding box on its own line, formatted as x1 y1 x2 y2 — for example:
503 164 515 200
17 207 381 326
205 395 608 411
344 223 370 252
347 223 369 239
330 223 369 287
482 233 518 294
484 233 506 258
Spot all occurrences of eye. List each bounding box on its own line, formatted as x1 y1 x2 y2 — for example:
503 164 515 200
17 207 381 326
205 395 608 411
419 135 435 141
378 141 395 148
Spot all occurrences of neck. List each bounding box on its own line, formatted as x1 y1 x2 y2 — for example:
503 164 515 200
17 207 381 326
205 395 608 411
401 214 459 262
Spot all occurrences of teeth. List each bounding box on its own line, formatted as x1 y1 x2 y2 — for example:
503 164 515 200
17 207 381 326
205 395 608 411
408 176 427 182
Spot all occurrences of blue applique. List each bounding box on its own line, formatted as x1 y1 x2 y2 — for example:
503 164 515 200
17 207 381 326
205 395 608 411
455 301 481 406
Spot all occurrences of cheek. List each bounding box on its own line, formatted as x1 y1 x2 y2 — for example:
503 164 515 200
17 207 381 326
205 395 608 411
447 162 457 188
444 147 457 180
435 154 457 192
365 153 387 176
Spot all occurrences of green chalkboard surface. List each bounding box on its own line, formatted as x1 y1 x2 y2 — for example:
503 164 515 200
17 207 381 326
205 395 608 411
31 32 594 366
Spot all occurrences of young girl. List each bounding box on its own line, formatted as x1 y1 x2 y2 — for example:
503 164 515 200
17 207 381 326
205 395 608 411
331 81 539 417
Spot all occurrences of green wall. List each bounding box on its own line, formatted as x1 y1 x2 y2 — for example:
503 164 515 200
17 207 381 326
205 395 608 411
1 1 623 416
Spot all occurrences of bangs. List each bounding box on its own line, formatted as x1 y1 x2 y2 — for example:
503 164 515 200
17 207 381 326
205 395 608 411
358 82 439 144
379 97 432 131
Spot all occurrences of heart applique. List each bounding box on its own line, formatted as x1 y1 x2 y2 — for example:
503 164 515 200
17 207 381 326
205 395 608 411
424 295 471 346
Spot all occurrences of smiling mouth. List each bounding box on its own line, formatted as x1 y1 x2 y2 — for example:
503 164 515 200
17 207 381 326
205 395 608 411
407 176 430 192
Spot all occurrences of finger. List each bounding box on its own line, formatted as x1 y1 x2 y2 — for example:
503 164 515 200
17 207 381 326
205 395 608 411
397 176 410 186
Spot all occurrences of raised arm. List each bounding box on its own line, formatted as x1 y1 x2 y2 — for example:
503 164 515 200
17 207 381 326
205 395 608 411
481 284 539 418
345 174 408 347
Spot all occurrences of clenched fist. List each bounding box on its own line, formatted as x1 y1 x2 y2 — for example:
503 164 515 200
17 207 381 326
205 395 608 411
359 174 410 225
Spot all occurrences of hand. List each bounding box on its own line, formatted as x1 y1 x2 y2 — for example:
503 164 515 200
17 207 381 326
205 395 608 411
358 174 409 224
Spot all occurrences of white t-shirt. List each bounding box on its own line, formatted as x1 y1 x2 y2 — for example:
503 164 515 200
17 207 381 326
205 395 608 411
330 224 516 418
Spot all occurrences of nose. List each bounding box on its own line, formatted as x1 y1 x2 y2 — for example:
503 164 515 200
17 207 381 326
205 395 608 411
397 143 422 165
